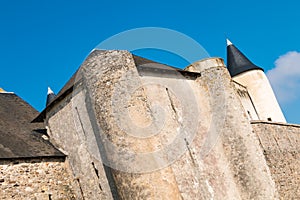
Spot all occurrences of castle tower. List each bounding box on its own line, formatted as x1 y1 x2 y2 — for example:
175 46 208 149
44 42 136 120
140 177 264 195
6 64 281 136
227 39 286 123
46 87 56 106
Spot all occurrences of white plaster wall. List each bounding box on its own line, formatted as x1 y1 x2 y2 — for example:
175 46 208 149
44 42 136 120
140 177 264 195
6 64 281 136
233 70 286 123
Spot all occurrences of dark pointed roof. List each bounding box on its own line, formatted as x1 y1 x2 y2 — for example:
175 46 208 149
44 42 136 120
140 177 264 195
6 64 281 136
0 93 64 159
46 87 56 106
226 39 263 77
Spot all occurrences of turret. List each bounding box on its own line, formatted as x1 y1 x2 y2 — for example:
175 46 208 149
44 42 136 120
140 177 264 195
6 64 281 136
226 39 286 123
46 87 56 106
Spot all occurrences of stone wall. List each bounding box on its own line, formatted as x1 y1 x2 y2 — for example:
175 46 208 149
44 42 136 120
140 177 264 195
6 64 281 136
0 157 77 199
46 88 116 200
2 52 298 199
52 50 277 199
252 121 300 199
233 81 259 121
43 50 300 199
183 58 277 199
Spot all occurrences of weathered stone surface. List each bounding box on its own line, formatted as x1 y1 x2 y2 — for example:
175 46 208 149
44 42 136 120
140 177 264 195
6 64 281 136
43 50 299 200
47 90 115 200
0 158 77 199
252 121 300 199
177 60 278 199
78 50 182 199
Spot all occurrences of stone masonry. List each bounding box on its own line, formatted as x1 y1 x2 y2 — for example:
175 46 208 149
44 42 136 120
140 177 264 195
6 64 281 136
2 47 300 199
252 121 300 199
0 157 77 200
44 50 284 199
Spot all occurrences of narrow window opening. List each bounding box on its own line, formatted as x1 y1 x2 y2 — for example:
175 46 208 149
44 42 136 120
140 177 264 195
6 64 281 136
247 110 252 120
267 117 272 121
76 178 85 199
92 162 99 178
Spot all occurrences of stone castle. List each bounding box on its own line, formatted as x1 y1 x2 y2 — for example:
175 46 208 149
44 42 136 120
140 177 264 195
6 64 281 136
0 40 299 199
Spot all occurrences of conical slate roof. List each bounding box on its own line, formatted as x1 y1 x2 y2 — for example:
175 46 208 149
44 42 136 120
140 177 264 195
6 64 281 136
46 87 56 106
226 39 263 77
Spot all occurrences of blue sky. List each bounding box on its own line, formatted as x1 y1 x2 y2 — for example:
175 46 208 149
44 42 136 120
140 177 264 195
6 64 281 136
0 0 299 124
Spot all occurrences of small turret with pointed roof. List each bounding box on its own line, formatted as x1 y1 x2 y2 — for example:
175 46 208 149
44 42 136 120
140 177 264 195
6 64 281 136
226 39 263 77
227 39 286 122
46 87 56 106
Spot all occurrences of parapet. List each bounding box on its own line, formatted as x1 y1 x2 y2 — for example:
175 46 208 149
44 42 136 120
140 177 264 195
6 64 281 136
184 57 225 73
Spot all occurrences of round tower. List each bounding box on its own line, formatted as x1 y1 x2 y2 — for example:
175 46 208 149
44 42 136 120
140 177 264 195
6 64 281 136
226 39 286 123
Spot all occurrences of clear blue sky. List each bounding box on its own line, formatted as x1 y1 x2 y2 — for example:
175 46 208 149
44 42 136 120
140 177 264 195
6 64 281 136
0 0 299 123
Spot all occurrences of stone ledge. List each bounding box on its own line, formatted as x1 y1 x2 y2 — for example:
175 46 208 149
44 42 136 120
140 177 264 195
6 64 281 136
251 120 300 128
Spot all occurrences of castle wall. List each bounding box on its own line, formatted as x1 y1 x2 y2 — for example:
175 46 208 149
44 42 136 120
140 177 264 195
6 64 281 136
55 50 277 199
0 157 77 199
233 81 259 120
252 121 300 199
183 58 278 199
43 50 300 199
46 89 116 200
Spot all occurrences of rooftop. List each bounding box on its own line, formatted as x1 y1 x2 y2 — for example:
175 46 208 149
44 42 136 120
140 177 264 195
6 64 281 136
0 93 64 159
226 39 264 77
